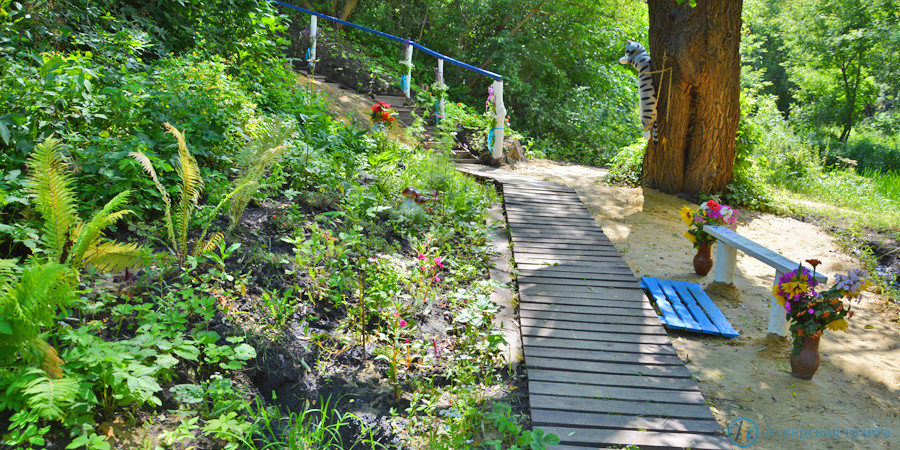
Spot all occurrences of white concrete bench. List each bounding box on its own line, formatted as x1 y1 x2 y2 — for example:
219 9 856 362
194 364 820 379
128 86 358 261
703 225 828 337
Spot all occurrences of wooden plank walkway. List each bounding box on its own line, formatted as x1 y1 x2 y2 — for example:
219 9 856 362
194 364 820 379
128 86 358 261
457 165 730 450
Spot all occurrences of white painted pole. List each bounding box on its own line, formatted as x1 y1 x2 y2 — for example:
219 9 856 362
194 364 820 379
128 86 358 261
491 80 506 160
768 270 790 336
437 59 445 118
403 43 413 101
309 16 318 72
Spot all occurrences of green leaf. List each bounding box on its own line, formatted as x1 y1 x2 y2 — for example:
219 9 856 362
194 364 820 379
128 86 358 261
232 343 256 361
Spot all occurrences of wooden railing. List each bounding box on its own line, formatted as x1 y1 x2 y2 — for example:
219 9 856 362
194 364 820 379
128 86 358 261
271 1 507 159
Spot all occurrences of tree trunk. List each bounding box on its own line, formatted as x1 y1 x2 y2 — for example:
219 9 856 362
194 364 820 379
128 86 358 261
643 0 743 194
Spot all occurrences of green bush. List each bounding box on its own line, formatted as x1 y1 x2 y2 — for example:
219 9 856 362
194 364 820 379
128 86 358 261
604 139 645 186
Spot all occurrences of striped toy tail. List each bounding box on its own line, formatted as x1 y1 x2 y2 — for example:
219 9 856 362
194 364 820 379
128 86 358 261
652 120 659 142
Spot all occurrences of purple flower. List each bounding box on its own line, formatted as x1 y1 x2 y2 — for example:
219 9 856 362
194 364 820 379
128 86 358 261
808 308 814 314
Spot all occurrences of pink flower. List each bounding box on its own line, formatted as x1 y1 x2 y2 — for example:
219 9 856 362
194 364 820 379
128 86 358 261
398 319 407 327
417 253 426 260
434 256 443 268
433 275 441 283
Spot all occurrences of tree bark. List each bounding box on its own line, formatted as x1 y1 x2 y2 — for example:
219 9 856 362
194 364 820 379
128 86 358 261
643 0 743 194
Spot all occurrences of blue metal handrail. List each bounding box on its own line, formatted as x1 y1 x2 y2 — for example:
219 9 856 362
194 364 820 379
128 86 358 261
269 0 503 81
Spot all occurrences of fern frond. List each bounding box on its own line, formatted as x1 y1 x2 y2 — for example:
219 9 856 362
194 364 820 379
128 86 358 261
67 190 137 271
83 241 144 273
27 138 78 263
0 263 74 368
193 232 223 256
22 368 78 419
227 116 295 229
163 123 203 262
130 150 176 253
0 259 17 292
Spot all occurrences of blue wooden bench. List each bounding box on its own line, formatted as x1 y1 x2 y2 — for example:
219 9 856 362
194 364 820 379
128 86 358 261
640 276 739 338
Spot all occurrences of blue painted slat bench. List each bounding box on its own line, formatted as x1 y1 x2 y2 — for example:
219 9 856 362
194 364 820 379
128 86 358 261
640 277 739 338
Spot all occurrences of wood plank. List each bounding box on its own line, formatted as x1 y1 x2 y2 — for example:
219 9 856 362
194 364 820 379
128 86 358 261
517 267 636 279
532 408 719 433
526 356 691 378
521 317 666 337
519 283 644 298
671 281 720 335
514 256 629 266
515 262 634 274
640 277 687 330
684 281 739 338
504 195 584 206
511 237 615 248
519 310 663 327
659 278 703 332
519 305 660 321
508 221 607 233
522 336 677 356
520 327 671 345
519 286 646 301
518 276 640 289
526 368 698 391
523 346 685 366
511 242 620 253
518 294 655 311
504 212 599 225
528 394 715 420
536 426 730 450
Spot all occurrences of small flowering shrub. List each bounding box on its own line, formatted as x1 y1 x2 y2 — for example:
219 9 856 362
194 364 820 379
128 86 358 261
773 259 870 354
370 101 397 128
680 200 739 249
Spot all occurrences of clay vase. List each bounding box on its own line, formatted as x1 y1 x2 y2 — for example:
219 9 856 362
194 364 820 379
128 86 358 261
790 336 822 380
693 243 713 276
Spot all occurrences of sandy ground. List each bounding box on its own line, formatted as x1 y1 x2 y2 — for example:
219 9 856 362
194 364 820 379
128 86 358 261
507 159 900 449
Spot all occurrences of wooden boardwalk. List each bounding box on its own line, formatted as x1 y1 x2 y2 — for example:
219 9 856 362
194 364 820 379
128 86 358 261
457 165 730 450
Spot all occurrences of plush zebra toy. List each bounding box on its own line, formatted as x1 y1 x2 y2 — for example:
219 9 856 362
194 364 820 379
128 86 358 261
619 40 658 141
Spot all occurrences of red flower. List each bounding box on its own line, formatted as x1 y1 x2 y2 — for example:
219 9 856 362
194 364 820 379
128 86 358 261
706 200 720 211
806 259 822 268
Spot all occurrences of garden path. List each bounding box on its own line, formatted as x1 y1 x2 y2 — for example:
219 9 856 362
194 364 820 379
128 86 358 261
457 164 731 449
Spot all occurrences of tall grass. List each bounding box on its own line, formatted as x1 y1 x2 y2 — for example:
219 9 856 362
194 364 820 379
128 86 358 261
860 167 900 201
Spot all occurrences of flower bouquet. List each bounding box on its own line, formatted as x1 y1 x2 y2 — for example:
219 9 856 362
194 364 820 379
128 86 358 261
773 261 869 351
680 200 738 275
773 260 869 379
370 101 396 130
680 200 739 248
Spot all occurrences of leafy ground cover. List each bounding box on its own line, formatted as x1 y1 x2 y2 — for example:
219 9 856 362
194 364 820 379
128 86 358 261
0 2 555 449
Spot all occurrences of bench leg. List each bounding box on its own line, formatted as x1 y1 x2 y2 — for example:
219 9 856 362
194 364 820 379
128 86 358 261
714 242 737 284
767 270 790 336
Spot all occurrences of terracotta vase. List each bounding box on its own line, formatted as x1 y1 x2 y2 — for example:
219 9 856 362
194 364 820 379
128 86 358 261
693 243 713 276
790 336 821 380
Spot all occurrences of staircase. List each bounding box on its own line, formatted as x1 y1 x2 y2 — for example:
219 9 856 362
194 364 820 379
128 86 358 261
298 70 480 164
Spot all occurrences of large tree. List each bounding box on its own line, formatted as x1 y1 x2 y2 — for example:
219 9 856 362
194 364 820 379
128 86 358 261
642 0 743 194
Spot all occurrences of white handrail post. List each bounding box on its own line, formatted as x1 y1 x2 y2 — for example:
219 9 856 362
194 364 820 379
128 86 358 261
403 41 413 101
308 16 318 73
437 59 445 119
492 80 506 160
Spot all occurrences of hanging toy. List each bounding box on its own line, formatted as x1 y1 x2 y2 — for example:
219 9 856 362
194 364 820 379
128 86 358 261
619 40 658 142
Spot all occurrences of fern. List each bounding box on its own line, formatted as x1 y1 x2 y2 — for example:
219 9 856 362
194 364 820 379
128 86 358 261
26 138 144 273
131 122 254 266
227 117 295 229
21 368 78 420
0 262 75 377
26 138 77 262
